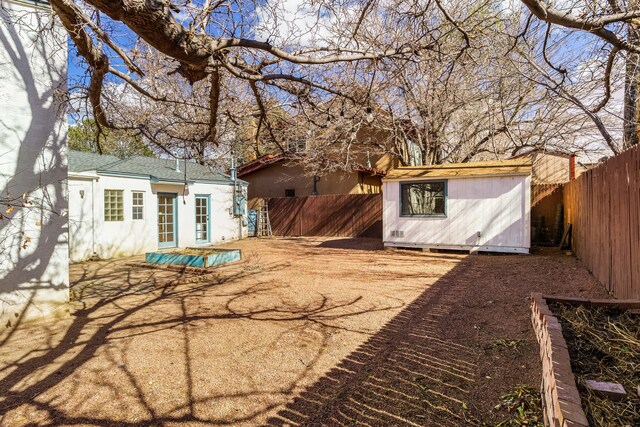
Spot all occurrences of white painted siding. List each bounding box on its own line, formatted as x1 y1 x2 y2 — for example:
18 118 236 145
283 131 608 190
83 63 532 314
0 1 69 323
383 175 531 253
68 177 95 261
68 175 248 262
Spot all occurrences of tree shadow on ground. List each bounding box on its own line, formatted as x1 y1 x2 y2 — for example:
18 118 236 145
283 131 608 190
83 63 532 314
0 249 418 426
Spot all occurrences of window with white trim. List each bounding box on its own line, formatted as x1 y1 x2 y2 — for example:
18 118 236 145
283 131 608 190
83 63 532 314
104 189 124 221
400 181 446 216
132 191 144 220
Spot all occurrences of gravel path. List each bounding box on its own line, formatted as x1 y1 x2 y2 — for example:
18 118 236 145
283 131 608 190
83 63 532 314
0 238 608 426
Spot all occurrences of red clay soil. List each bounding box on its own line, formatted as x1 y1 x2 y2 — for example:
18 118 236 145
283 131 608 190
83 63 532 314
0 238 608 426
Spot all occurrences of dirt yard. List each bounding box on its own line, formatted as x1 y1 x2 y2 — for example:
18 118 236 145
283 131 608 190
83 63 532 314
0 237 608 426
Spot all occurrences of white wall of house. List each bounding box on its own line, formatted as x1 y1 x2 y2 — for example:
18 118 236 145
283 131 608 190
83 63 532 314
0 1 69 324
68 174 248 262
383 175 531 253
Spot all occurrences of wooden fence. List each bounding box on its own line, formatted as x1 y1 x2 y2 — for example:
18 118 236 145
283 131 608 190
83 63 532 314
564 144 640 299
267 194 383 238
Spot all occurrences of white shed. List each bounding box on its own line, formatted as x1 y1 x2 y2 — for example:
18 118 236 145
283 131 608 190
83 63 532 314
68 151 248 262
383 159 532 253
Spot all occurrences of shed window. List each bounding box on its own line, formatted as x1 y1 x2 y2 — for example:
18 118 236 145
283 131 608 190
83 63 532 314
400 181 446 216
284 189 295 197
132 191 144 220
104 189 124 221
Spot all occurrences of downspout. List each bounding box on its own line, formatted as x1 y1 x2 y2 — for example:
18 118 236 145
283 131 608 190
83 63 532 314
237 189 242 240
182 156 187 248
230 155 242 240
91 178 96 257
181 155 188 204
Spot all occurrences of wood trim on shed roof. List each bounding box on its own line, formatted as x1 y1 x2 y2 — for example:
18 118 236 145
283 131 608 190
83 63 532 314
384 159 532 181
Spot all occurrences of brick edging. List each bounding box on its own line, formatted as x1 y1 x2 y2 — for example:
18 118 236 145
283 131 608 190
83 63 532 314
531 293 589 427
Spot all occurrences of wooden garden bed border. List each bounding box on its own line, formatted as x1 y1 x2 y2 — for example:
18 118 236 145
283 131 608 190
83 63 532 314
531 294 640 427
531 293 586 427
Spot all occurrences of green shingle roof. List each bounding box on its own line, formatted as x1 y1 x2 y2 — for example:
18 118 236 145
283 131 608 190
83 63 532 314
69 151 121 172
68 150 240 184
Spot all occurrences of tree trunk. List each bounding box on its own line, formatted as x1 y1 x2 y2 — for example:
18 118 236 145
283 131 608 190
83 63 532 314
624 10 640 148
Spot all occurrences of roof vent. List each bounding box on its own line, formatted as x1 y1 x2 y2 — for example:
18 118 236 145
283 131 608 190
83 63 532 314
176 158 180 173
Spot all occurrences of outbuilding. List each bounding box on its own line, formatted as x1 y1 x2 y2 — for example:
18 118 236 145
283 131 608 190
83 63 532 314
382 159 532 253
68 151 248 262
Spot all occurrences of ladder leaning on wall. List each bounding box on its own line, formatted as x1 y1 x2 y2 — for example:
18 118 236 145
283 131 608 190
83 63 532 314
258 201 273 237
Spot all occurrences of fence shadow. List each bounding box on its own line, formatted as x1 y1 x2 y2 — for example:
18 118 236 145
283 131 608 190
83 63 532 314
316 238 384 251
265 256 480 427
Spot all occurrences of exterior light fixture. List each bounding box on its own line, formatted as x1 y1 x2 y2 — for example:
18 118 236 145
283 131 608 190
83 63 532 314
366 106 374 123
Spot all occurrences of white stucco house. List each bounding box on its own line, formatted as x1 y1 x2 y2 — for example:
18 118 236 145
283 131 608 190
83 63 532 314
0 0 69 324
68 151 248 262
383 159 532 253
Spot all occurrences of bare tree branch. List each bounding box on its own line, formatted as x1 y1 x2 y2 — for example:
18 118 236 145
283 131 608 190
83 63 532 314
520 0 640 52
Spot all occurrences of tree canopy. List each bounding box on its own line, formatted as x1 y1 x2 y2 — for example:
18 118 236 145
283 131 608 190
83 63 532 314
68 118 154 158
48 0 640 167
